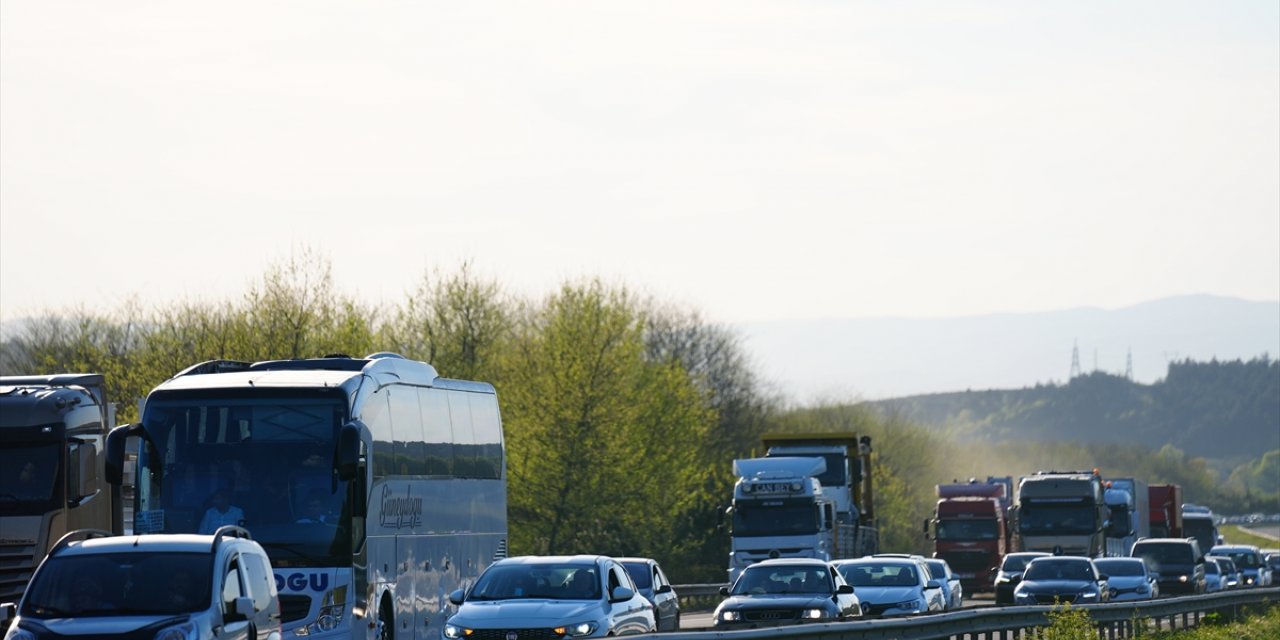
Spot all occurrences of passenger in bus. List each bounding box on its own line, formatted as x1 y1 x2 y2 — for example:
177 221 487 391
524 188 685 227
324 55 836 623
295 489 332 524
198 488 245 534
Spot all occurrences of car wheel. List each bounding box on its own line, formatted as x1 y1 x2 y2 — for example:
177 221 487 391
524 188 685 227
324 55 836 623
378 598 395 640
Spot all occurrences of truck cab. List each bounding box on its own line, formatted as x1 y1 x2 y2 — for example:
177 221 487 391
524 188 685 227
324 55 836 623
726 457 835 584
926 480 1008 593
1011 470 1107 558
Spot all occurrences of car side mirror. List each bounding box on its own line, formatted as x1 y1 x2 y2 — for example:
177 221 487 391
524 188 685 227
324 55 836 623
1 602 15 628
226 596 255 621
926 580 942 589
1097 574 1109 581
719 586 730 597
837 584 854 594
655 584 672 594
610 587 635 602
449 589 466 606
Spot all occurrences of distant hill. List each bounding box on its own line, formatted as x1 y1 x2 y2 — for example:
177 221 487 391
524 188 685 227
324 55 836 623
861 358 1280 463
736 295 1280 401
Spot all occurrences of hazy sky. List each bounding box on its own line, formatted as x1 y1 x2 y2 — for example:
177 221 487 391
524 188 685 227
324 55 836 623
2 1 1277 324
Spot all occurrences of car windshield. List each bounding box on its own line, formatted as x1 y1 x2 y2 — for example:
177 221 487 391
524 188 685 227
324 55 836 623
838 563 919 587
1094 560 1143 577
936 519 999 540
924 561 948 580
1134 543 1195 567
1205 561 1221 575
21 552 212 618
622 562 652 590
732 565 832 595
1001 555 1043 572
1024 560 1094 582
470 564 601 601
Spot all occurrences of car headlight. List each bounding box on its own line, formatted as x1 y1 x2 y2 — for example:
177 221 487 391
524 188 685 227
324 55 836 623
801 608 828 619
153 622 198 640
1079 590 1098 600
1178 575 1188 583
554 622 597 637
720 610 740 622
443 624 472 638
295 603 347 636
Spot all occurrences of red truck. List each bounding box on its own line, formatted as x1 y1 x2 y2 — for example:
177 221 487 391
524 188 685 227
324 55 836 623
924 479 1010 593
1148 484 1183 538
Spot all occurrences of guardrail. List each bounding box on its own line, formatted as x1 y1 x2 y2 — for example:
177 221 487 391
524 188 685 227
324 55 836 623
662 586 1278 639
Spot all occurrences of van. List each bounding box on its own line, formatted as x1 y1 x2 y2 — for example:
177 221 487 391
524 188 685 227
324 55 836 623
1 527 280 640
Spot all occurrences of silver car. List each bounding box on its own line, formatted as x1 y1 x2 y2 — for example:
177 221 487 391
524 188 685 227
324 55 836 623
445 556 655 638
923 559 963 610
834 558 945 617
1093 558 1157 601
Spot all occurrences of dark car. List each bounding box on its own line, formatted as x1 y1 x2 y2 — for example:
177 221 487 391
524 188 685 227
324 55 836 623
713 559 861 629
1131 538 1205 595
993 552 1049 605
1012 557 1109 605
617 557 680 632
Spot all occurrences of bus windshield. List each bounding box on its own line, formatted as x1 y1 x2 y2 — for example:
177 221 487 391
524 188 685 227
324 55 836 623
134 391 352 566
0 442 63 515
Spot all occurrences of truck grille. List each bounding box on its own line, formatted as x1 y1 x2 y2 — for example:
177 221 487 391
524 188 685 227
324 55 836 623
0 542 37 603
940 550 994 573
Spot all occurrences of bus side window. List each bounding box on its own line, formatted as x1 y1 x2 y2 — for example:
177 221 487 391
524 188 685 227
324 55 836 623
447 391 477 478
469 393 502 480
363 390 394 479
389 386 425 475
420 389 454 477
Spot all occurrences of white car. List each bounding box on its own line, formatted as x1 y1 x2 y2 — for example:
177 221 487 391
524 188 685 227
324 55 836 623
834 558 945 617
1093 558 1157 601
2 526 281 640
445 556 655 638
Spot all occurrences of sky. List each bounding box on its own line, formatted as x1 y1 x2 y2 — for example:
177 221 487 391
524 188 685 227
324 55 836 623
2 1 1278 326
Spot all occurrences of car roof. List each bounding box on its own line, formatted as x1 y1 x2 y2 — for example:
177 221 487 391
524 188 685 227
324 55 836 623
1094 557 1143 564
54 533 253 556
834 558 920 568
747 558 831 568
1006 552 1050 557
1210 545 1257 551
1027 556 1091 564
614 557 657 565
496 555 608 566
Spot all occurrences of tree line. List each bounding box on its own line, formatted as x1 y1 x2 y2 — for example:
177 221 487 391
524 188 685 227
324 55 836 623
4 253 1271 581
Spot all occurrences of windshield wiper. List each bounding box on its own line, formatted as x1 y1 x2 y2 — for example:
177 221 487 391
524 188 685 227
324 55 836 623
29 605 73 617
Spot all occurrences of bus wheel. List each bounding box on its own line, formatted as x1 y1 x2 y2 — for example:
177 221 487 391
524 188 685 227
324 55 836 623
378 599 394 640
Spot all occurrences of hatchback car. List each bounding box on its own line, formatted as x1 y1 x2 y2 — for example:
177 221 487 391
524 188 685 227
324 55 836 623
445 556 654 638
1209 555 1241 589
1208 544 1271 587
923 559 963 610
993 552 1050 605
616 557 680 632
833 557 944 617
1093 558 1156 601
1012 557 1109 605
713 559 861 628
1 527 280 640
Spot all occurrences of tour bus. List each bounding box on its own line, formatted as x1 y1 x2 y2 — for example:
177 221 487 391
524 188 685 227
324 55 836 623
0 374 119 605
105 353 507 640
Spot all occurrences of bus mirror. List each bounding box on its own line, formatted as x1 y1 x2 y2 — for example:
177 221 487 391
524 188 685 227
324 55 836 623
105 423 141 485
337 423 360 481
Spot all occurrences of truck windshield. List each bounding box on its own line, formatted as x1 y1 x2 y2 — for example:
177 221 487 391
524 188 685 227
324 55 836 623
1183 519 1217 553
1018 504 1096 535
936 519 999 540
732 503 819 537
134 392 352 566
0 442 62 515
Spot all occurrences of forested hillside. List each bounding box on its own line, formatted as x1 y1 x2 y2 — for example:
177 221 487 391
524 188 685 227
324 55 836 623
867 359 1279 461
